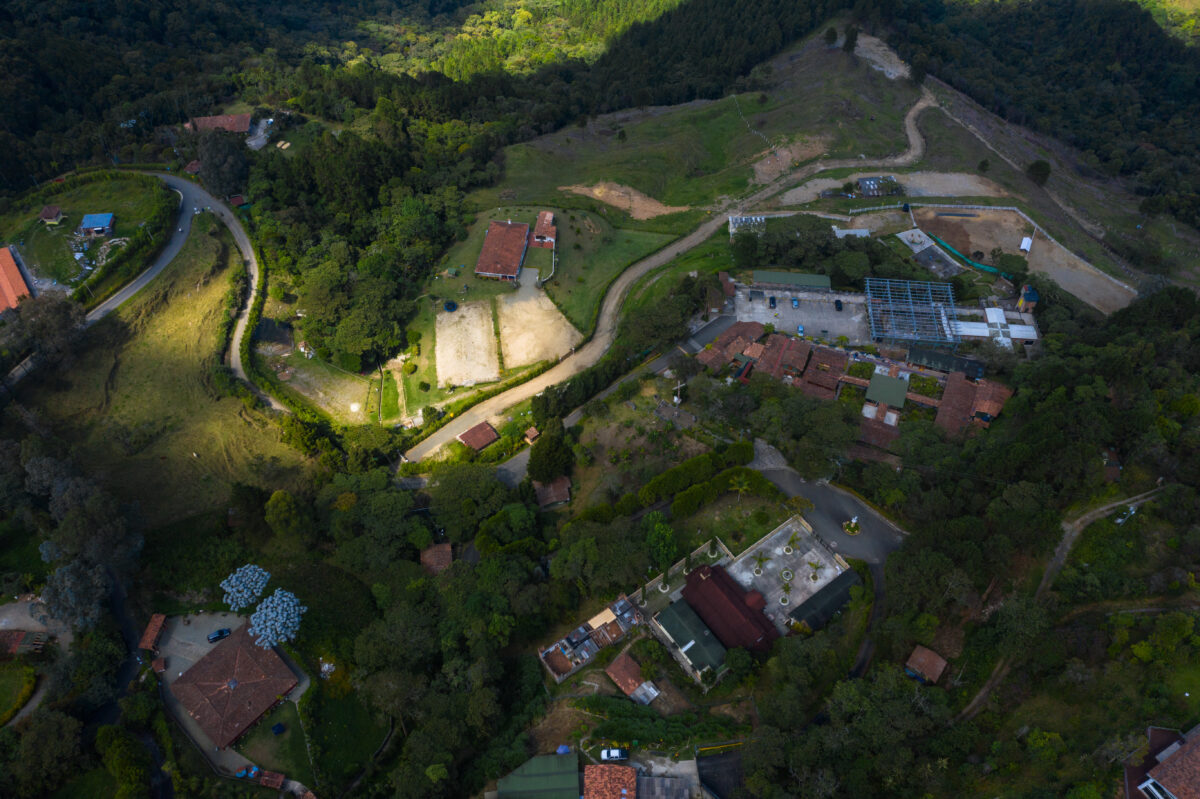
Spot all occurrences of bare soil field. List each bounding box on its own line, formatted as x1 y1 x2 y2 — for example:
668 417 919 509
275 352 370 424
529 701 592 755
498 276 582 368
914 208 1137 313
780 171 1006 205
854 34 911 80
559 182 690 219
751 136 830 183
435 300 499 386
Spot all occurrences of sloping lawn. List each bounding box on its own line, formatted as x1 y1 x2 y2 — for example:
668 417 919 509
0 660 37 723
236 701 315 787
309 690 388 792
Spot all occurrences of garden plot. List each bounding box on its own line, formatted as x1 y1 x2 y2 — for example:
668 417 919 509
435 300 499 386
498 272 583 368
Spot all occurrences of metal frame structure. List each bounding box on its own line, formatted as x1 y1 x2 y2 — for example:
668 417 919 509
864 277 960 347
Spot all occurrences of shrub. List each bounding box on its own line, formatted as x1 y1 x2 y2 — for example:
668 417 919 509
403 362 418 375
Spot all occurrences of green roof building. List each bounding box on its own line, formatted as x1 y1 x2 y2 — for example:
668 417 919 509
497 753 579 798
753 270 832 290
654 601 726 679
866 373 909 408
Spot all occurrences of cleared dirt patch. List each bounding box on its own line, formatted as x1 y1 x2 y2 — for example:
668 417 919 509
559 182 690 220
498 274 582 367
781 171 1006 205
529 701 593 755
855 34 911 80
752 136 831 183
914 207 1137 313
435 300 499 386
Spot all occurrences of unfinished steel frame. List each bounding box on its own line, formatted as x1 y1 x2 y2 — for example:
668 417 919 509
864 277 960 347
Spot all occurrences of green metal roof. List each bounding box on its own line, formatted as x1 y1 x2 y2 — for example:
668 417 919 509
655 601 726 674
789 570 862 631
866 373 909 408
497 753 579 798
753 270 831 290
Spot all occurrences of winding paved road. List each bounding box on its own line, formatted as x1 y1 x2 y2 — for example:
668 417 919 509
405 89 936 461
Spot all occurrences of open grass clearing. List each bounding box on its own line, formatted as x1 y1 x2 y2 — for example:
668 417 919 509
12 216 313 527
271 350 372 425
473 34 919 213
0 177 172 283
0 660 36 722
236 701 316 787
675 495 791 555
50 768 117 799
307 690 389 793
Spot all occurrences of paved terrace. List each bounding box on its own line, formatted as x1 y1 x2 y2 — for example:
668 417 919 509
724 517 847 634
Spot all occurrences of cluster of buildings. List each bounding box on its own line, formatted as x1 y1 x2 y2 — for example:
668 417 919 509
539 596 642 683
475 211 557 281
497 754 688 799
695 315 1014 453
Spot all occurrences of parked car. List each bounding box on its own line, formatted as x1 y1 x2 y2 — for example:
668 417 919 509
601 749 630 761
791 297 799 309
797 324 805 336
835 299 844 312
207 628 232 643
768 296 776 309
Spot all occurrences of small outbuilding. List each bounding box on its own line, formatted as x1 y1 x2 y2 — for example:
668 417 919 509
524 426 540 444
457 421 499 451
420 542 453 575
138 613 167 652
906 644 948 684
533 211 557 247
533 476 571 509
183 160 202 175
79 213 114 237
39 205 63 225
1019 236 1033 253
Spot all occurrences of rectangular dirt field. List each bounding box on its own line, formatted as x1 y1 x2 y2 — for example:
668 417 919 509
498 273 583 368
915 207 1136 314
435 301 500 386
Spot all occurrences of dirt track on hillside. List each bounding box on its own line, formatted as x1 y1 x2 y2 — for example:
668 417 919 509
559 182 691 219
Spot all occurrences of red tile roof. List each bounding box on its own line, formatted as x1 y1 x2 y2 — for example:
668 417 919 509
0 630 31 655
39 205 62 221
714 321 765 350
458 421 499 451
542 646 573 677
475 221 529 278
682 565 779 654
260 771 285 789
139 613 167 651
935 374 1013 434
534 211 557 242
759 334 811 380
859 418 901 450
420 543 453 574
742 342 765 361
605 651 646 697
183 160 201 174
0 248 31 312
584 764 637 799
169 625 297 749
533 476 571 508
1127 728 1187 799
152 658 166 673
906 645 948 683
186 113 252 134
1149 735 1200 799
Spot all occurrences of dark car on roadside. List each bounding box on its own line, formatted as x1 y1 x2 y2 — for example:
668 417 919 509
207 628 232 643
769 296 776 309
835 299 844 312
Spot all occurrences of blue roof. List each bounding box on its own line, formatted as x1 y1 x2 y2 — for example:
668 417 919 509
80 213 113 228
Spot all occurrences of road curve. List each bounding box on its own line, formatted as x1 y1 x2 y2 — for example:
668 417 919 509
405 89 936 460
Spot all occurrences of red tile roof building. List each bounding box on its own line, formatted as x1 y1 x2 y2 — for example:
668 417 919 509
475 220 529 279
0 248 31 312
682 565 779 654
584 764 638 799
532 211 557 247
457 421 500 451
533 476 572 509
1126 725 1200 799
185 113 252 134
260 771 285 789
420 543 453 574
905 645 948 684
605 650 659 704
169 625 297 749
0 630 42 656
696 322 766 371
758 334 811 380
139 613 167 651
798 347 847 400
935 373 1014 435
183 160 202 174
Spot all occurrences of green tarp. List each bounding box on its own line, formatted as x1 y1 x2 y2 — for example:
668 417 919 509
497 753 579 798
753 270 832 290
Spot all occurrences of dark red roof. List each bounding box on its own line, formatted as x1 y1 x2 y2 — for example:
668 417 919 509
682 565 779 654
906 645 948 683
169 625 297 749
420 543 452 574
533 476 571 508
759 334 811 380
260 771 285 789
152 658 166 673
534 211 557 241
1149 735 1200 799
457 421 499 451
0 630 30 655
605 651 646 697
186 113 252 134
1127 728 1187 799
183 160 201 174
859 418 901 450
475 221 529 278
139 613 167 651
39 205 62 221
584 764 638 799
935 374 1013 434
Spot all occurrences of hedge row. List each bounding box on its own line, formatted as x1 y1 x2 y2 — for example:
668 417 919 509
669 466 780 518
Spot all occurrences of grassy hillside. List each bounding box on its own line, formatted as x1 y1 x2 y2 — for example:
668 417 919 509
14 215 313 526
1133 0 1200 44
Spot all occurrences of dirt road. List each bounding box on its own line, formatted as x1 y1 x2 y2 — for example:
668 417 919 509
405 89 937 461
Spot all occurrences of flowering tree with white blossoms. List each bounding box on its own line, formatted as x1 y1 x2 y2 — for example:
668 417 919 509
249 588 307 648
220 564 271 611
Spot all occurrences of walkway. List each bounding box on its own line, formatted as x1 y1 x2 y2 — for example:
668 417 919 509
404 89 937 461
